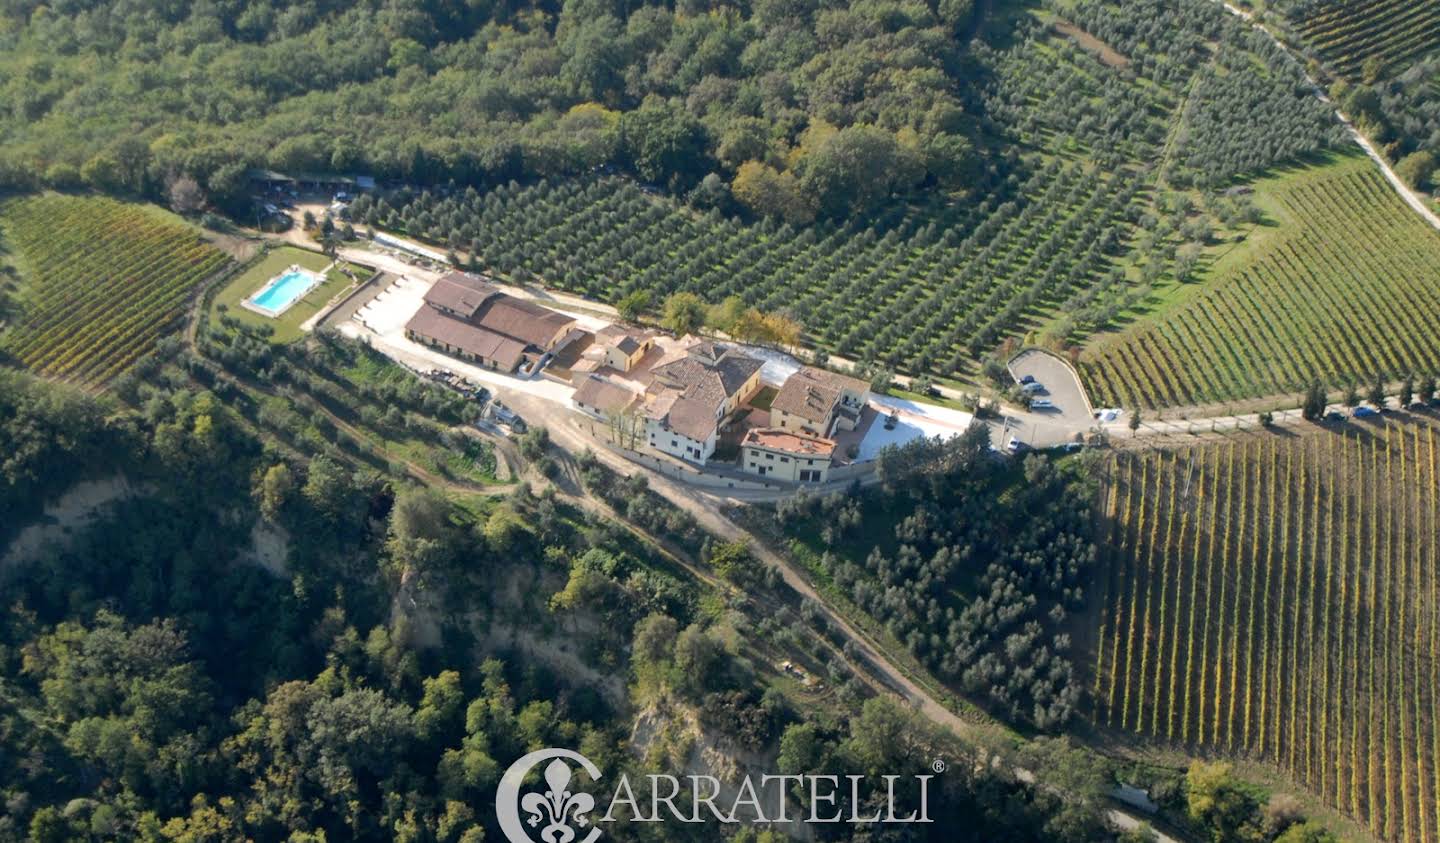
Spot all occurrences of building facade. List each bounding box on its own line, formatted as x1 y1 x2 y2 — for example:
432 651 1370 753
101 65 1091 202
740 428 836 483
643 343 763 464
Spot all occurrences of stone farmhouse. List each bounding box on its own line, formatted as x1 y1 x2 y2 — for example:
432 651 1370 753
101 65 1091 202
568 336 880 483
642 342 764 464
740 428 836 483
769 366 870 438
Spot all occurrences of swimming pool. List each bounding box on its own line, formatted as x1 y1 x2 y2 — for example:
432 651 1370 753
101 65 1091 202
245 266 323 317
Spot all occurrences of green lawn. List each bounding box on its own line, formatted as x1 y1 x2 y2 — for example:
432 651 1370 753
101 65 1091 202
211 246 364 343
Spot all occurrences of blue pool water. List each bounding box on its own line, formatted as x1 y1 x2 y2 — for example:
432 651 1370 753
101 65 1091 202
249 268 319 315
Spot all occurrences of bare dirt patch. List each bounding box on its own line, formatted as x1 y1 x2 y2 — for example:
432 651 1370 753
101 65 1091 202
2 476 137 569
481 622 626 703
244 520 291 577
1054 20 1131 68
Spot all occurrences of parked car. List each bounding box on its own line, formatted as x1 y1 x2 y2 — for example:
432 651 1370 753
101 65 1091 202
1006 437 1027 454
1325 411 1346 423
1353 406 1379 418
923 384 942 398
1030 398 1055 410
1018 374 1036 385
1021 382 1046 394
883 411 899 430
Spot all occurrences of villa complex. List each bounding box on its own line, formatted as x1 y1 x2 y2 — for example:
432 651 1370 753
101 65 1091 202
394 271 886 485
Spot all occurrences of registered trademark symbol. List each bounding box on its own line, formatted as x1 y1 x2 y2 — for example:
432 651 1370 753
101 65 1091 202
931 759 946 774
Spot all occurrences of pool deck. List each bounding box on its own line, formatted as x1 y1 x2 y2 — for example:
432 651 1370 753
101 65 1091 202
240 263 331 318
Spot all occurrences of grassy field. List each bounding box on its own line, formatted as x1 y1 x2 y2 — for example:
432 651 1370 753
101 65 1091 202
211 246 360 343
1081 154 1440 410
0 194 228 387
1092 419 1440 842
1290 0 1440 80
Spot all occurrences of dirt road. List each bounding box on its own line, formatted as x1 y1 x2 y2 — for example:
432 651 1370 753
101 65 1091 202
523 403 1182 839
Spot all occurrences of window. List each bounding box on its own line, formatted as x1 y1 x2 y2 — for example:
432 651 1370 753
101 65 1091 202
780 456 790 463
671 439 678 448
765 453 774 460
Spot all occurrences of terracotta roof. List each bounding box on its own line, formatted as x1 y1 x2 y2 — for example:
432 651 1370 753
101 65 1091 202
644 390 680 420
473 295 576 350
771 367 868 426
424 272 498 318
572 375 640 415
651 346 762 404
667 395 723 441
596 325 654 353
742 427 836 458
406 306 527 370
644 344 761 442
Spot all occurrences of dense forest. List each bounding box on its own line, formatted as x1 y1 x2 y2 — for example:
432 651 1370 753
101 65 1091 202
769 428 1100 730
0 0 982 218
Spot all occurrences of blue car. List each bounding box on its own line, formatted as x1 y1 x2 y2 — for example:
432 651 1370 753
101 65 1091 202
1353 406 1379 418
1018 374 1036 385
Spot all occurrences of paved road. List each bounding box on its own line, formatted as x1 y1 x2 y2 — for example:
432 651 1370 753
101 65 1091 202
1008 349 1094 424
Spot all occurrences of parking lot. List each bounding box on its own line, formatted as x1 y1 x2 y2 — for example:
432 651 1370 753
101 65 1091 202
1007 349 1096 429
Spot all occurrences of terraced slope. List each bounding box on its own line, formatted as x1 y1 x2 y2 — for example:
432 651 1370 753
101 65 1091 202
0 195 229 387
1082 156 1440 409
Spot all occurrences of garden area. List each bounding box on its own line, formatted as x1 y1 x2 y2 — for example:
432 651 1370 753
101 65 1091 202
210 246 365 343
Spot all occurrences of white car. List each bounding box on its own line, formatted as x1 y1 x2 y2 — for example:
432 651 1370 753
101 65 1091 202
1031 398 1055 410
1006 437 1027 454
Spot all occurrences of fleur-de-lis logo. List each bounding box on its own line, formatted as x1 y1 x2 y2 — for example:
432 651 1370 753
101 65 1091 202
520 759 596 843
497 749 604 843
